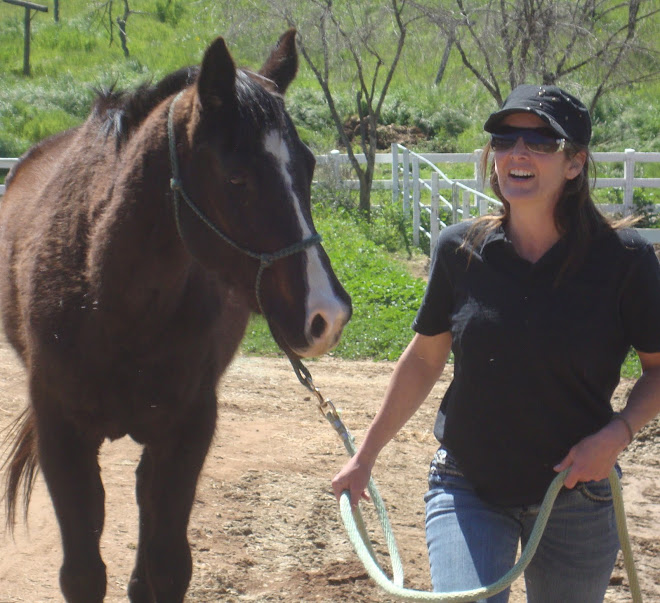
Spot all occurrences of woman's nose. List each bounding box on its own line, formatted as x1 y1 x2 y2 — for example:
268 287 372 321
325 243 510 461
511 137 529 156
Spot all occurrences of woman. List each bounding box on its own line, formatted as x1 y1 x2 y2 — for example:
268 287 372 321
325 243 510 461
332 85 660 602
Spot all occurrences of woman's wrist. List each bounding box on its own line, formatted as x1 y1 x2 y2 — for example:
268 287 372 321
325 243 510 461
610 412 634 447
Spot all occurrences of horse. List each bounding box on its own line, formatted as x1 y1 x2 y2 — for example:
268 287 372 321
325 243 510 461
0 29 351 603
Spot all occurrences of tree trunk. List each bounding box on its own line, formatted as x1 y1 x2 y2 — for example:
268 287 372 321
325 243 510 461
358 171 371 217
117 0 130 58
23 7 30 76
434 36 453 85
117 17 129 57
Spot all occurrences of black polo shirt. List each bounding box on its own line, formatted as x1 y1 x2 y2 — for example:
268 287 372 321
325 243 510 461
413 220 660 506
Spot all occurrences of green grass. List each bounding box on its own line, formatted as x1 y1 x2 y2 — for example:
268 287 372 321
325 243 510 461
240 202 427 361
621 348 642 380
2 0 659 156
240 196 645 382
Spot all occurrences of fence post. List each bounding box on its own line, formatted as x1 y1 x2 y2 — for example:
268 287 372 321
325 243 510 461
412 155 420 247
330 149 341 189
474 149 484 191
624 148 635 216
402 147 410 216
391 143 399 206
451 182 459 224
473 148 489 215
431 172 439 254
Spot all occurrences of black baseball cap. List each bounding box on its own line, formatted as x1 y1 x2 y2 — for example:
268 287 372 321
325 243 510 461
483 85 591 146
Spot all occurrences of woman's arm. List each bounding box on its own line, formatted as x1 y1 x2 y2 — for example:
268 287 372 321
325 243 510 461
555 350 660 488
332 331 452 507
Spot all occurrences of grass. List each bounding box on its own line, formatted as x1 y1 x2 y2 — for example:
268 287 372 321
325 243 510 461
240 194 644 380
240 202 428 361
2 0 659 156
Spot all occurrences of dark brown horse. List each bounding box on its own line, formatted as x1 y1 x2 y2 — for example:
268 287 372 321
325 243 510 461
0 30 351 602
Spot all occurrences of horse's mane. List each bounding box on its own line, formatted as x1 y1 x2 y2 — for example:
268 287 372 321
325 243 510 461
93 65 287 147
93 66 200 144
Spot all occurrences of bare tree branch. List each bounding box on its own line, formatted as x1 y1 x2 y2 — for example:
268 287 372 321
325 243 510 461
260 0 415 216
413 0 660 111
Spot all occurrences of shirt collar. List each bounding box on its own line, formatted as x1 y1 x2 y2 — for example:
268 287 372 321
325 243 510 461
479 223 569 276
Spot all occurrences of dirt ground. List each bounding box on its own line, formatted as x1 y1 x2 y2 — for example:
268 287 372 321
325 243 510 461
1 338 659 602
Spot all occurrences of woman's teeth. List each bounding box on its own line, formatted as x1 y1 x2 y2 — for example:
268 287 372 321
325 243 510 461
510 169 534 179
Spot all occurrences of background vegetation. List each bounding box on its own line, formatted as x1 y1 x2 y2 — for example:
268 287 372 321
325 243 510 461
1 0 656 376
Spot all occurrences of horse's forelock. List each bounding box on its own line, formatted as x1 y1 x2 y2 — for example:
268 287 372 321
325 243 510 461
235 70 286 132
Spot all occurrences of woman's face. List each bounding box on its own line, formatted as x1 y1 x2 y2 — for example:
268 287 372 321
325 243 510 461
493 113 586 213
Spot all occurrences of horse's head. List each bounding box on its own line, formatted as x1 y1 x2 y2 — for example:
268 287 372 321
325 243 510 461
169 30 351 358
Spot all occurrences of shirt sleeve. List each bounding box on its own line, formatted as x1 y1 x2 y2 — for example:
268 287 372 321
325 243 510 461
620 244 660 353
411 229 456 336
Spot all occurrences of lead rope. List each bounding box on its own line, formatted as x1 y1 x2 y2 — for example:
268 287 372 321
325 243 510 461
290 358 643 602
166 91 321 316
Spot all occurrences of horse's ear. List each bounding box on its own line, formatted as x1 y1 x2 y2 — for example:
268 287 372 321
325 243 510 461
197 36 237 112
259 29 298 95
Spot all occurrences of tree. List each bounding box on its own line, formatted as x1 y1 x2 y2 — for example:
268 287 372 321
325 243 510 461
414 0 660 111
91 0 157 58
251 0 417 217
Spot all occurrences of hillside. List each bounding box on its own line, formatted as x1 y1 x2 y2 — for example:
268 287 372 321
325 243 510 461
1 0 659 159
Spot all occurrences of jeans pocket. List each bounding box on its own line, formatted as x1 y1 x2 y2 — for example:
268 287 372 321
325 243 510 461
577 479 613 503
576 465 621 503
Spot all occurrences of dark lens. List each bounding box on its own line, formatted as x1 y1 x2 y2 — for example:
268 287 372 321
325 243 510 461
521 130 561 153
490 128 562 154
490 133 517 152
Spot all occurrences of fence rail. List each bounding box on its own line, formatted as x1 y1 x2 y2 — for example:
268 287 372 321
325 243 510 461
315 146 660 248
3 148 660 246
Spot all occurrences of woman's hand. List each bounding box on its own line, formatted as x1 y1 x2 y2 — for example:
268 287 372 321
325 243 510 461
332 454 374 509
553 420 629 489
556 350 660 489
330 332 452 508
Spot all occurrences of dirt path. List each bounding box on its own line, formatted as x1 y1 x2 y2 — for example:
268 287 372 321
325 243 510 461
1 342 658 602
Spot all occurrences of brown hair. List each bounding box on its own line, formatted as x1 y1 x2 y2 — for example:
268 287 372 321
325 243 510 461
461 142 630 281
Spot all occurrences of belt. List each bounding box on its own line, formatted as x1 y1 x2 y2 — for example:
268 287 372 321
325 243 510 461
429 446 464 477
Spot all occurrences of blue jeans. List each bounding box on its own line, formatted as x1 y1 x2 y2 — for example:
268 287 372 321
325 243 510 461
424 449 620 603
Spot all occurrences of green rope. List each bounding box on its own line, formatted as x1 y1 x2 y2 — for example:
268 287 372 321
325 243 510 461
339 467 641 602
291 358 643 602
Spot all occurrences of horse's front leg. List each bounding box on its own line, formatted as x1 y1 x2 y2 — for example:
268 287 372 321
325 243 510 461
128 449 156 603
129 387 217 603
32 390 106 603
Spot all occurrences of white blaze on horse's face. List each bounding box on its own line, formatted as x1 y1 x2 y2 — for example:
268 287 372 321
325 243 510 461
263 130 350 357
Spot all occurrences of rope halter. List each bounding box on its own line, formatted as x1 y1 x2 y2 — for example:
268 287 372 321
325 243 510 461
166 90 322 316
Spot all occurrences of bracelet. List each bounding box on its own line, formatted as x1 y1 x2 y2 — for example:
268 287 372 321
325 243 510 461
611 412 634 446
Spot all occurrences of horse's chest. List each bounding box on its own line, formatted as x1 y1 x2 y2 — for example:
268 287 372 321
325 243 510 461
32 292 249 440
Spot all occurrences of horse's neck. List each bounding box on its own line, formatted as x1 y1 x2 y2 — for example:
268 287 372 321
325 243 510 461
88 113 193 320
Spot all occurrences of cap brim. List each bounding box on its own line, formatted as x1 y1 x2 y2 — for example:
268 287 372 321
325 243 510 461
484 107 570 140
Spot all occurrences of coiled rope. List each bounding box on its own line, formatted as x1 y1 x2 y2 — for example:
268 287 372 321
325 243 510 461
291 358 643 602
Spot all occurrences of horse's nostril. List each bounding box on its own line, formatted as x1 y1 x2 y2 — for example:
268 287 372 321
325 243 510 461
310 314 327 339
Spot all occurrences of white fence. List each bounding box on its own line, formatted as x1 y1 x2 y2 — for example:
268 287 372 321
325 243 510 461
0 158 14 196
316 145 660 247
4 148 660 246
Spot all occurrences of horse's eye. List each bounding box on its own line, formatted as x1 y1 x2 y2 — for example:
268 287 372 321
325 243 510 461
228 174 247 186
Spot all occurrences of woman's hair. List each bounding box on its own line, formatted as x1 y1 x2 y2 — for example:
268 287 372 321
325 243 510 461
461 141 628 281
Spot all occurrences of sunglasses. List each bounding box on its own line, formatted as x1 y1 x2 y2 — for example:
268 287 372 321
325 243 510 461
490 127 566 154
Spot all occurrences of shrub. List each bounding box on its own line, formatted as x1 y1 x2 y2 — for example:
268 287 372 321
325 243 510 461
156 1 186 26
